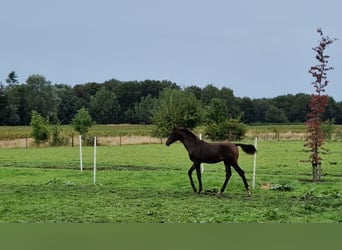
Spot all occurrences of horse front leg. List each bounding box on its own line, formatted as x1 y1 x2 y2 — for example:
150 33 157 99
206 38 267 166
195 164 203 194
188 164 197 193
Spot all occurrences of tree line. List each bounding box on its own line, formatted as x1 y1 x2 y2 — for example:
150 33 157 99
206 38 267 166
1 72 342 127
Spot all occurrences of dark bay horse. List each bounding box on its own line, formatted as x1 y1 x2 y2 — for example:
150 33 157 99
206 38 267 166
165 127 256 195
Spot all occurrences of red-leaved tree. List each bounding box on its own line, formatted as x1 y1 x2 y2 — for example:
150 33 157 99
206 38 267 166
305 28 336 182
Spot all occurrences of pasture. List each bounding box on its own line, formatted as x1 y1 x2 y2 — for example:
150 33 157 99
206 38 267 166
0 140 341 223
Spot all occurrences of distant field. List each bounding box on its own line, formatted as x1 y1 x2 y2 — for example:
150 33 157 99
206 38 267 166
2 123 342 137
0 124 153 140
0 124 155 147
245 124 342 141
0 141 341 222
0 124 341 148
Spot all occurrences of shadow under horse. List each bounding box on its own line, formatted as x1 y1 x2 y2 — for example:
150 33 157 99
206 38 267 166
165 127 257 195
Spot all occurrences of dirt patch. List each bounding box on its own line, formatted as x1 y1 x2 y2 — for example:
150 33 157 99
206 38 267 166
0 138 34 148
245 131 307 141
98 136 164 146
261 183 272 190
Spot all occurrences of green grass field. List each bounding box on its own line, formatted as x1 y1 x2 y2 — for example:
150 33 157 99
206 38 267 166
0 140 341 222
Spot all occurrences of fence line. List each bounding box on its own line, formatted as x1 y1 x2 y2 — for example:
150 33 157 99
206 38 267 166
1 132 342 149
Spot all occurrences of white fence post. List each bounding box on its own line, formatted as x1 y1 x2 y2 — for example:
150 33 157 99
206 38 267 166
199 133 204 174
79 135 83 172
93 137 97 185
252 137 258 189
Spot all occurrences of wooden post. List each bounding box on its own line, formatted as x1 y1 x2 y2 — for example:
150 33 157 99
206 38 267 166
312 162 319 182
317 163 322 181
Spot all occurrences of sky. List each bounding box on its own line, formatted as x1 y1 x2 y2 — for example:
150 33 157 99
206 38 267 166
1 0 341 100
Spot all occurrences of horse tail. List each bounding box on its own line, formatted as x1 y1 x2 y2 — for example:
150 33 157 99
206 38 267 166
235 143 257 155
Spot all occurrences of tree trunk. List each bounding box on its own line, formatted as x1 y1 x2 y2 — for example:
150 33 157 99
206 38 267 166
312 162 317 182
312 162 322 182
317 163 322 181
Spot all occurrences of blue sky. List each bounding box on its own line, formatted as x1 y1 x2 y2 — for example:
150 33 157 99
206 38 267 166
1 0 341 100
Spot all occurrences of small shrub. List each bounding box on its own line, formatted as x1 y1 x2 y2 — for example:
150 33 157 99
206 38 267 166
270 183 294 192
206 118 247 141
46 178 63 185
30 111 50 145
302 188 316 200
50 124 68 146
71 108 94 137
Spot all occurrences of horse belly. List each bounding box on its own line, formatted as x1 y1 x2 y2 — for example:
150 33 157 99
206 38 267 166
188 144 227 164
201 151 225 164
202 146 231 164
204 158 222 164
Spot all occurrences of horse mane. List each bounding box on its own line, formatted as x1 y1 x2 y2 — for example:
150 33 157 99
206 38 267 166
178 128 200 142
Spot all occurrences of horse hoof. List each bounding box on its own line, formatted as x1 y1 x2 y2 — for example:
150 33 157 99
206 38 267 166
247 190 252 196
216 191 223 196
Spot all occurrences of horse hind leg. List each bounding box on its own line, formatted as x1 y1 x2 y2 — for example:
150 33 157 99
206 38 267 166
219 163 232 194
232 163 251 195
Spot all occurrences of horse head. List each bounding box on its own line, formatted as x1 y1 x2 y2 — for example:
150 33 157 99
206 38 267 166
166 127 198 146
165 127 182 146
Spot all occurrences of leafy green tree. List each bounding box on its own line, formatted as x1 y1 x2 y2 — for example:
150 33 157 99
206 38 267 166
102 79 178 122
206 98 227 123
326 98 342 124
30 110 50 145
1 104 20 125
6 71 19 85
288 94 311 122
140 80 179 98
25 74 60 119
201 84 221 105
205 98 247 141
89 87 120 124
220 87 241 118
239 97 257 123
5 84 30 125
152 89 203 137
126 95 158 124
0 83 8 124
322 96 339 122
226 118 247 141
206 117 247 141
49 112 66 146
184 85 202 100
265 105 289 123
56 85 82 124
271 94 310 122
253 98 270 123
72 82 101 110
333 101 342 124
71 108 94 137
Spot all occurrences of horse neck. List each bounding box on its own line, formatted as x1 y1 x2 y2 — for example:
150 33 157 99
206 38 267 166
180 132 199 152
